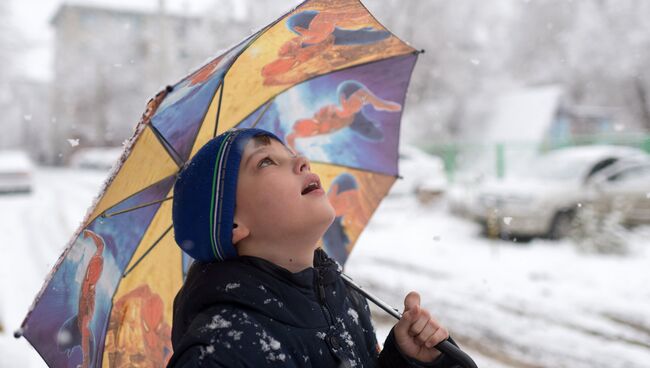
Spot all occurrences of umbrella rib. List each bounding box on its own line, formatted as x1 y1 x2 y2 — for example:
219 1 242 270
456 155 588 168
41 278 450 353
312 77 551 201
82 173 176 230
212 83 225 138
216 2 302 90
209 19 280 137
122 224 174 278
250 98 275 129
147 124 185 169
146 8 287 166
102 196 173 218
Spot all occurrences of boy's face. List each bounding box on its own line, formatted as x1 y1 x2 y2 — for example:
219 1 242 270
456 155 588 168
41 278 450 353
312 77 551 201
234 136 335 247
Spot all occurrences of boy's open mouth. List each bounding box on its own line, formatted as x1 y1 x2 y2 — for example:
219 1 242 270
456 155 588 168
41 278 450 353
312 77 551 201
301 174 322 195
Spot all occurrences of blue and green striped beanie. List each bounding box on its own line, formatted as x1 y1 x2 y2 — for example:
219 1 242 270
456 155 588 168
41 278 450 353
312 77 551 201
172 128 282 262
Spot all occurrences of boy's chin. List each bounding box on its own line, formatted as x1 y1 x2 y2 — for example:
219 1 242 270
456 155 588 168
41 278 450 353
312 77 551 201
320 206 337 227
308 208 336 236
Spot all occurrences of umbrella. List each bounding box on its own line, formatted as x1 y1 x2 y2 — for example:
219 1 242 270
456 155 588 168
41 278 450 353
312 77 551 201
17 0 475 366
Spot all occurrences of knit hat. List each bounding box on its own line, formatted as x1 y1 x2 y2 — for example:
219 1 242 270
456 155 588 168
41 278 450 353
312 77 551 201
172 128 282 262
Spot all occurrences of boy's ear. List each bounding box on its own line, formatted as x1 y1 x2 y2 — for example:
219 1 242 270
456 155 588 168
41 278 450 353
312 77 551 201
232 222 250 245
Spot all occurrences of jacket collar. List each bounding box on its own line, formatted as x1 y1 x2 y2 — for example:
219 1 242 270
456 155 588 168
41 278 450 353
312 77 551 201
236 248 341 288
171 248 341 346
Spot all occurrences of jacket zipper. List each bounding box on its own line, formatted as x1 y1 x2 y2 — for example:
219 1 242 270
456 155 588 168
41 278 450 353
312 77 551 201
316 267 348 365
315 269 334 326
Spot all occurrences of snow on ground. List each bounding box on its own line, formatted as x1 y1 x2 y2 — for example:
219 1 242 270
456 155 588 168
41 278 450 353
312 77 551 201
346 195 650 368
1 167 649 367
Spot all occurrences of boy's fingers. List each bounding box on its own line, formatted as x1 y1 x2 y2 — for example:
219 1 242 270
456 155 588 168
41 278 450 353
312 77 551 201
403 291 421 312
408 307 430 337
396 304 420 330
402 307 418 325
414 319 436 346
425 326 449 349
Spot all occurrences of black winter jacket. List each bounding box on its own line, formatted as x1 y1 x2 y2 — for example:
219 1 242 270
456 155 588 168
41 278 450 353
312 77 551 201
167 249 459 367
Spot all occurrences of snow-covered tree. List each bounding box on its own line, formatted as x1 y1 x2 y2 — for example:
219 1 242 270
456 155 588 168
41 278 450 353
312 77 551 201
570 204 630 255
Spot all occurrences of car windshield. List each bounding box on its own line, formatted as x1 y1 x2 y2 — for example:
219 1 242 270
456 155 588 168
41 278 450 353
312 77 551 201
511 154 590 181
608 164 650 183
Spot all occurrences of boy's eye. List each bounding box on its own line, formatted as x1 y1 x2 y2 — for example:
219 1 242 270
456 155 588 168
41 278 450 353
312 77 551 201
257 156 275 168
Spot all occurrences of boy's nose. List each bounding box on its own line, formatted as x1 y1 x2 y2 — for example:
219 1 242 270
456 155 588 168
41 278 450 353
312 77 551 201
294 155 310 173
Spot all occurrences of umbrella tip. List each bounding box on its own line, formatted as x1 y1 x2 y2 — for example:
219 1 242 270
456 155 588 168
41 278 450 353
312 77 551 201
14 328 24 339
418 49 426 54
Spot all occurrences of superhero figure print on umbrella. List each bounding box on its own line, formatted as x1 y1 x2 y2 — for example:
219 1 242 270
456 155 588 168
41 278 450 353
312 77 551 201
262 8 391 86
285 80 402 152
323 173 364 264
57 230 105 368
237 53 414 176
104 285 172 368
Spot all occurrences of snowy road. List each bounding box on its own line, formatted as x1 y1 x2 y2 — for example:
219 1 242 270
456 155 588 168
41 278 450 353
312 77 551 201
1 168 649 367
346 197 650 367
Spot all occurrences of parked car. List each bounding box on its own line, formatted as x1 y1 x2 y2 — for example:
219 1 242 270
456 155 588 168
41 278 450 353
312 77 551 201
585 161 650 227
447 172 484 218
468 145 650 239
68 147 123 171
0 150 34 194
390 146 447 201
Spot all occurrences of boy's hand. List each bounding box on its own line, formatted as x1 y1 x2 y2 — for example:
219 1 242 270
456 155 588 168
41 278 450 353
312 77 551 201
394 291 449 363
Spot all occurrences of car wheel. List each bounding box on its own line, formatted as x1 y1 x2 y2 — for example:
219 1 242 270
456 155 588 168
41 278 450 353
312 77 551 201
548 211 574 240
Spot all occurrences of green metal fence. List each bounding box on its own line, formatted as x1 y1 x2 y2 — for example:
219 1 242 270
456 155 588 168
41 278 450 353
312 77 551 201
425 134 650 182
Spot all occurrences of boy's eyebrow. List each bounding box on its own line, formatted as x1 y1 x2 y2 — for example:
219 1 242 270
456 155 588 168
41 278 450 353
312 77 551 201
244 147 269 169
243 141 296 169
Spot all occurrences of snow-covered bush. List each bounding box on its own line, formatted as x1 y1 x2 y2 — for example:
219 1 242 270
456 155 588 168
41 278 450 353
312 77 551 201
570 205 629 255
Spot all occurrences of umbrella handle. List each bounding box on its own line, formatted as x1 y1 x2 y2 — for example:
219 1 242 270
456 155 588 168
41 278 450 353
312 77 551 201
341 273 478 368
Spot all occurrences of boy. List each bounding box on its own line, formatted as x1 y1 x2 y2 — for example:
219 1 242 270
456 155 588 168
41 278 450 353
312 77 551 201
168 128 458 367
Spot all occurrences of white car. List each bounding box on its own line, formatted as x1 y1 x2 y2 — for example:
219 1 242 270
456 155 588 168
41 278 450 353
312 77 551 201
391 146 447 201
0 150 34 194
468 145 650 239
68 147 123 171
447 172 484 219
586 160 650 227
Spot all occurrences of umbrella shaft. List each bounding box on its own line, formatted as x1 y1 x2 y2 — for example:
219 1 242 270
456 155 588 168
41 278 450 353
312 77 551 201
340 273 478 368
340 273 402 319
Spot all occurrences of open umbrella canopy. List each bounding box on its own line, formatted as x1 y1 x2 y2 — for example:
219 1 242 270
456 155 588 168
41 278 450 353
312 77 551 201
18 0 419 366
